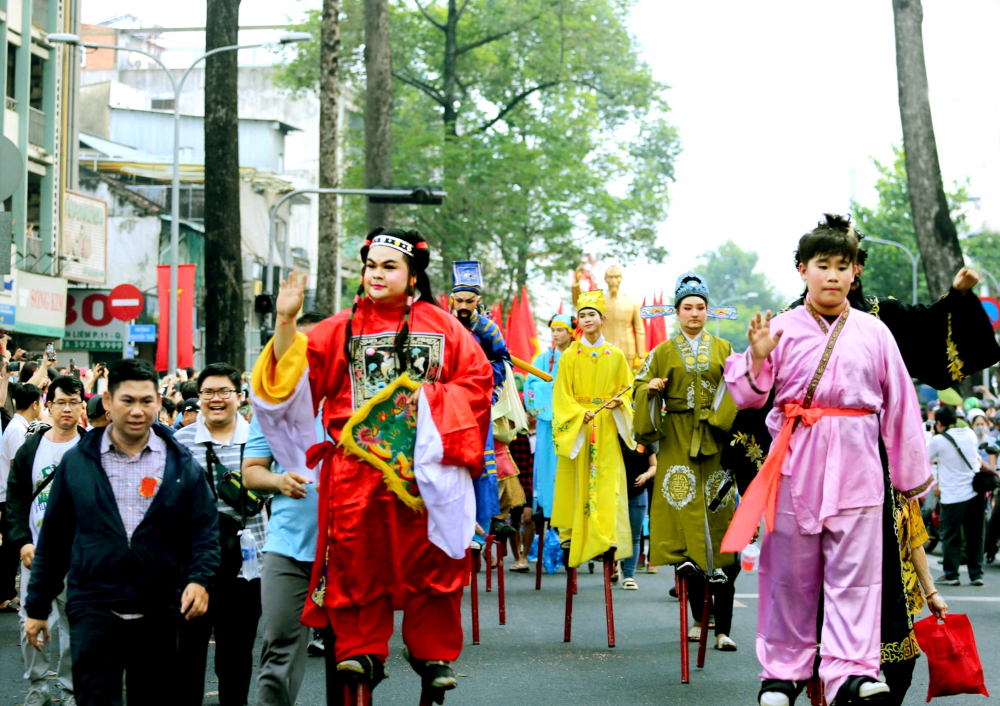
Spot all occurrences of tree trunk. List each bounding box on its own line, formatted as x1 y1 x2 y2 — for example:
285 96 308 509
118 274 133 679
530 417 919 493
204 0 245 368
892 0 964 300
315 0 341 313
364 0 394 230
441 0 459 136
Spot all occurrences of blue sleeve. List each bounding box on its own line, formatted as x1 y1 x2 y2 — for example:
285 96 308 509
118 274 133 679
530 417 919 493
244 416 273 459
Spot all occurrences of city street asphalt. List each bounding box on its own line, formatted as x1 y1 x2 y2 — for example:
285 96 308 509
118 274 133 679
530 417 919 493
0 549 996 705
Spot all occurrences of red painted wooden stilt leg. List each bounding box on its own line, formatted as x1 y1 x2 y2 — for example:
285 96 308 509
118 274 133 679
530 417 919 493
470 549 480 645
696 579 711 668
497 540 506 626
564 566 575 642
678 570 690 684
603 551 616 648
572 565 578 595
484 535 494 592
343 681 373 706
535 517 545 591
807 677 825 706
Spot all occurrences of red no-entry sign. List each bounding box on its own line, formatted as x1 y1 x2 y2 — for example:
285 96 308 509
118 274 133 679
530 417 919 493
108 284 144 322
980 297 1000 331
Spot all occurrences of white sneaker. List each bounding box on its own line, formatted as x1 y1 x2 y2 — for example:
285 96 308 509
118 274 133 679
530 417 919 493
759 692 789 706
858 681 890 700
24 687 53 706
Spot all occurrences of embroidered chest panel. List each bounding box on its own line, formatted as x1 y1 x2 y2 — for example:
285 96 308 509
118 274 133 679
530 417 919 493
673 332 712 373
349 332 445 410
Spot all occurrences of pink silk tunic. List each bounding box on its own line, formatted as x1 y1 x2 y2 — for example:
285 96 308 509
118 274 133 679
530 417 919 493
724 304 933 535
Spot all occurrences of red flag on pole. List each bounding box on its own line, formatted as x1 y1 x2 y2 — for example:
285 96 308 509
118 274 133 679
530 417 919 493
505 294 535 363
438 293 450 310
156 264 196 371
558 300 564 315
519 286 540 358
491 302 505 340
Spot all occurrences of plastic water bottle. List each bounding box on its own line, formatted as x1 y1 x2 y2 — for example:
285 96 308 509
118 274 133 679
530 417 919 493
741 541 760 572
239 529 259 579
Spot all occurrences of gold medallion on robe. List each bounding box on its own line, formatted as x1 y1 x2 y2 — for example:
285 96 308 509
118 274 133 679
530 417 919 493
662 465 697 509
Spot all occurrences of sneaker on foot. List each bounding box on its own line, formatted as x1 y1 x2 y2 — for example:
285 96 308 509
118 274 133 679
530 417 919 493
308 631 325 656
621 577 638 590
971 577 985 586
708 568 728 584
936 576 961 586
23 688 53 706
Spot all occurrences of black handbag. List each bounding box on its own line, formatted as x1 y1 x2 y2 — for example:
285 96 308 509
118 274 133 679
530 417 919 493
204 442 259 579
940 431 1000 494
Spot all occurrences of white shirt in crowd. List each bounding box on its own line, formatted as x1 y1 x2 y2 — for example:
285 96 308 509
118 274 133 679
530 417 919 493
927 426 980 505
29 435 80 545
0 413 30 503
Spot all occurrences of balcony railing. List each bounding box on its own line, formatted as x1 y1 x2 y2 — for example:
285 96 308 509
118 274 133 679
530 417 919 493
23 234 44 273
4 96 16 111
28 107 45 147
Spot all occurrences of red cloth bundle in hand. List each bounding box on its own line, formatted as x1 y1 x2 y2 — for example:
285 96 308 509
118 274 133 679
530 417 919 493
913 614 989 702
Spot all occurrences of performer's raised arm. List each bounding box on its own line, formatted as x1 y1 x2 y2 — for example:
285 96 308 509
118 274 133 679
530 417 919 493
723 310 782 409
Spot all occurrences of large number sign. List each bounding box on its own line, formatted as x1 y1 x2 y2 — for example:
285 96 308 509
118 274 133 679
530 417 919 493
63 289 128 351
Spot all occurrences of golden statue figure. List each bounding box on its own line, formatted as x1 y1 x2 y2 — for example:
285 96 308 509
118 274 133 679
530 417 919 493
572 264 646 366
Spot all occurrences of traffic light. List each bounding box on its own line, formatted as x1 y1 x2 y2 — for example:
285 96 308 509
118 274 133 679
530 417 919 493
367 186 444 206
254 293 274 315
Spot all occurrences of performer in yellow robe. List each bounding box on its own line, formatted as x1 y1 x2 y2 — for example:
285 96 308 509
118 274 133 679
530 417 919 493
551 290 636 568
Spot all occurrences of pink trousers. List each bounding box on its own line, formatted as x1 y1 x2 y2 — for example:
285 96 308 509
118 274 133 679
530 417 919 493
757 480 882 698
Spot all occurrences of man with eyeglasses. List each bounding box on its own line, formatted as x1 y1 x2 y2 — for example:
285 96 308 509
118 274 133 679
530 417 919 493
6 376 87 706
175 362 264 706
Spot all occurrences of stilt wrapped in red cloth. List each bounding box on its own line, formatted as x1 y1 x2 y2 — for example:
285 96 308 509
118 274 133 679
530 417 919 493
470 549 480 645
497 541 506 625
564 567 576 642
677 568 690 684
696 585 711 668
603 550 616 648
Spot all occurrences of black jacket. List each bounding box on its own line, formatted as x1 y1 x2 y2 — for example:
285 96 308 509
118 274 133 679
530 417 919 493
24 424 220 621
5 424 86 555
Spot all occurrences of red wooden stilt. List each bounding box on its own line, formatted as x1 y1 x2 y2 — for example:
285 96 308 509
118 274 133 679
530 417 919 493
534 517 545 591
470 549 480 645
497 540 506 626
484 535 494 592
572 565 578 594
603 551 616 648
696 580 711 668
678 569 690 684
807 677 825 706
343 681 373 706
564 566 575 642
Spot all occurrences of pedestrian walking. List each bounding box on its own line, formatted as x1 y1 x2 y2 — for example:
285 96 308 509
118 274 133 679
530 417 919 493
928 404 985 586
22 358 219 706
6 376 86 705
175 362 264 706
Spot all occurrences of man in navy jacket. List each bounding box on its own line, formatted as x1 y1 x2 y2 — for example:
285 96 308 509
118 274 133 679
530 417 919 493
23 358 219 706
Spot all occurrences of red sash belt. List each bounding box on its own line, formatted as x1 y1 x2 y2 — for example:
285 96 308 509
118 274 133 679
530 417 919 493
720 403 873 553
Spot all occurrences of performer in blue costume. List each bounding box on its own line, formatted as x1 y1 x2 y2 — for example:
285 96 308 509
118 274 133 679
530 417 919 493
524 314 576 520
451 261 515 542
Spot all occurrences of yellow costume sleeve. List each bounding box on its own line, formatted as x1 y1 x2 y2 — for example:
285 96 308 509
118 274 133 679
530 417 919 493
907 498 930 547
552 344 587 459
251 332 309 404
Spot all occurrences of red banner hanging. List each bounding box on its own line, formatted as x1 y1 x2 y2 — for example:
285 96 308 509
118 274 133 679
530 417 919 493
156 264 196 371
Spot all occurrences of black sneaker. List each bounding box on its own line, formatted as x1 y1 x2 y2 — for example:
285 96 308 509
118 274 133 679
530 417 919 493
489 518 517 541
403 647 457 691
308 630 325 656
336 654 388 686
971 577 985 586
936 576 961 586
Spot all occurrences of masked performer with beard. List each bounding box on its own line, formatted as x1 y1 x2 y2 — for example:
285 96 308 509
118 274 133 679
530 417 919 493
723 216 999 706
250 229 493 698
451 261 525 543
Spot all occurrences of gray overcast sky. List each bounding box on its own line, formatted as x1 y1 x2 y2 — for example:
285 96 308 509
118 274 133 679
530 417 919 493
82 0 1000 301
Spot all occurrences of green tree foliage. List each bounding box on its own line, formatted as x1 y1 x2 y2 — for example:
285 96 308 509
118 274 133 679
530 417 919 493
275 0 679 302
687 240 787 351
964 231 1000 297
851 146 969 303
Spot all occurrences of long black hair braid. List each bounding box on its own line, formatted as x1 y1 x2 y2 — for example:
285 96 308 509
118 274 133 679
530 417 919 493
343 227 439 375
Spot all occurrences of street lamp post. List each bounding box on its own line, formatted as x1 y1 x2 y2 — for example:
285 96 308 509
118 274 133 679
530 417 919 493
49 31 310 373
716 292 759 337
862 236 921 305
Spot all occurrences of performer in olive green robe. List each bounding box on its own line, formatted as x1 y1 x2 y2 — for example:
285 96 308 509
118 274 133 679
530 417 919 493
633 273 740 648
